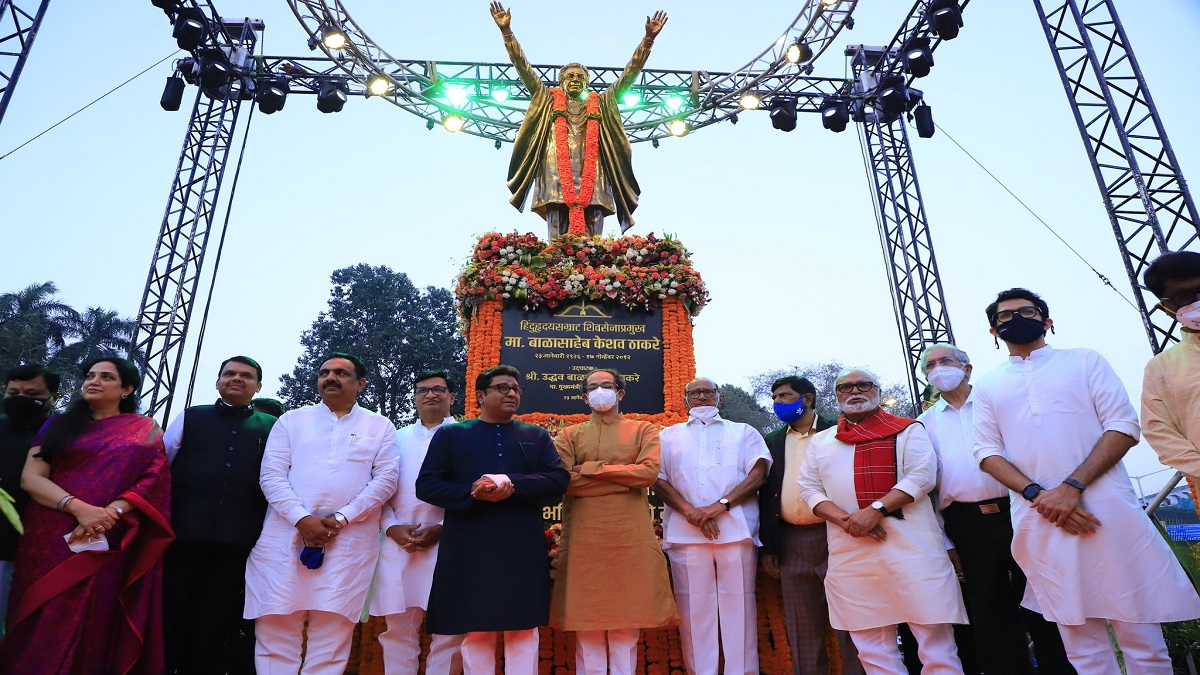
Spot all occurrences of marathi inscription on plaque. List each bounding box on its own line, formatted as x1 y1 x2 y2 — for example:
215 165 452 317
501 300 664 414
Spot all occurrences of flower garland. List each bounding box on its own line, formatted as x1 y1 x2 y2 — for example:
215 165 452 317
550 88 601 235
463 299 503 419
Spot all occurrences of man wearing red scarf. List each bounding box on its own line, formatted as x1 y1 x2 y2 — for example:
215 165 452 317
798 368 967 674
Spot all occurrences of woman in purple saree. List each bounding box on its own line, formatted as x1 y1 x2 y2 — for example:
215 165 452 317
1 357 173 675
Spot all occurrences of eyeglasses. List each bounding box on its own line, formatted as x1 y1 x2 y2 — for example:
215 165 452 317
923 356 960 373
685 388 718 400
415 386 449 396
584 382 620 392
1159 288 1200 312
486 383 524 395
993 306 1041 324
835 381 877 394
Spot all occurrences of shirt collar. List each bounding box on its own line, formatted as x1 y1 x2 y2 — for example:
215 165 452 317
1009 343 1054 364
589 412 623 425
319 401 359 416
931 387 974 413
686 413 724 426
1183 330 1200 346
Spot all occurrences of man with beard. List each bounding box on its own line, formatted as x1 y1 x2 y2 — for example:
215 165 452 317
974 288 1200 671
798 368 967 673
0 363 59 632
161 356 278 674
244 353 399 675
417 365 568 674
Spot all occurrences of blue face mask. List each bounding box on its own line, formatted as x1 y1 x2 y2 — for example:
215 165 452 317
773 398 807 424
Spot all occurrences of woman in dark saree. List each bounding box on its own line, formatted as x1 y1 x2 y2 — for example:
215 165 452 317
1 357 173 674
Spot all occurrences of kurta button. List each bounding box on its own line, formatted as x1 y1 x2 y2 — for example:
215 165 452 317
228 446 235 451
232 430 238 435
225 462 232 468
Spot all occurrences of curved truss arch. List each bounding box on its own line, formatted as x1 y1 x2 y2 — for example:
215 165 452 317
285 0 857 143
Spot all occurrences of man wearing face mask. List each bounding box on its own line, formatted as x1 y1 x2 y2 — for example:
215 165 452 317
758 376 862 675
917 345 1073 674
655 377 771 675
973 288 1200 671
0 363 59 632
1141 251 1200 487
550 369 677 675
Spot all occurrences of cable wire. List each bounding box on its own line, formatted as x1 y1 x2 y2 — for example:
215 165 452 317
0 50 181 162
932 121 1139 312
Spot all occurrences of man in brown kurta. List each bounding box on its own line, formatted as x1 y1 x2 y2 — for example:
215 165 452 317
551 369 677 675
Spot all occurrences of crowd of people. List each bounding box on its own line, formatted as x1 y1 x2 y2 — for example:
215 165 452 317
0 251 1199 675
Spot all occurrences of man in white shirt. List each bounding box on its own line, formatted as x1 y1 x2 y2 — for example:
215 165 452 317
370 370 463 675
655 377 771 675
244 353 400 675
917 344 1071 674
973 288 1200 673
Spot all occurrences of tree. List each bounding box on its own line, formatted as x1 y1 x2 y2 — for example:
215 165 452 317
716 383 774 435
50 307 137 396
278 265 467 427
750 360 919 421
0 282 79 371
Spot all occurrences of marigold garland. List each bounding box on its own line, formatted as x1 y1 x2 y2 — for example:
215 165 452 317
550 88 601 235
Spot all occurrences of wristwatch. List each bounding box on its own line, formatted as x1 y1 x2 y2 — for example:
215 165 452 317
718 498 731 511
1062 477 1086 493
1021 483 1045 502
333 512 349 527
870 500 889 517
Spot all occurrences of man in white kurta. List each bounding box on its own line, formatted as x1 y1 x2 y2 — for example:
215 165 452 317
654 378 771 675
245 354 400 675
973 288 1200 674
370 371 463 675
798 368 966 675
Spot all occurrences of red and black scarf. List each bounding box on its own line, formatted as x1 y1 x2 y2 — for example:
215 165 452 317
835 408 916 514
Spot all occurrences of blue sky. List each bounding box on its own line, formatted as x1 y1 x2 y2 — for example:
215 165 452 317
1 1 1196 491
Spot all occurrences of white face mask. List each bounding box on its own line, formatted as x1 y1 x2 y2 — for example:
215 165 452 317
1175 299 1200 331
927 365 966 392
586 387 618 412
689 405 720 420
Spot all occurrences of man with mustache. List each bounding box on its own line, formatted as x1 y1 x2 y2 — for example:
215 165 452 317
244 352 399 675
973 287 1200 671
798 368 967 673
161 356 278 674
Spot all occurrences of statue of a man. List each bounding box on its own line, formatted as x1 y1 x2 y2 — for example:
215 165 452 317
490 2 667 239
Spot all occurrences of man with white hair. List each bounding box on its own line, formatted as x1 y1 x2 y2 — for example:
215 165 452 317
799 368 967 674
917 345 1072 674
655 376 771 675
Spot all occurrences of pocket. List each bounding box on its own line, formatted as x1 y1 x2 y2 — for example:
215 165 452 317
346 437 378 461
1045 379 1092 415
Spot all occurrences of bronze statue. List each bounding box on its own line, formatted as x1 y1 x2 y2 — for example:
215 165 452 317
490 2 668 239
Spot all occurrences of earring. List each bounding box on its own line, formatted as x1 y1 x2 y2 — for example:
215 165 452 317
121 393 128 399
994 336 1000 349
1049 325 1056 335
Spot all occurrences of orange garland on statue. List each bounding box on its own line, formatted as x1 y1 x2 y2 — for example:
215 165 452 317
464 300 503 418
551 87 601 235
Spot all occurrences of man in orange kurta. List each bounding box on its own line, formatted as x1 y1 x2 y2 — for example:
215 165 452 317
551 369 677 675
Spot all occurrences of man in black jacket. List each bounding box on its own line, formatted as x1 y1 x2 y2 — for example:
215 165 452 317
162 356 278 674
758 375 862 675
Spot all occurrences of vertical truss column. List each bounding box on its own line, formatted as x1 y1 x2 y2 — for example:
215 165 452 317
129 87 244 422
1034 0 1200 354
0 0 50 126
858 112 955 406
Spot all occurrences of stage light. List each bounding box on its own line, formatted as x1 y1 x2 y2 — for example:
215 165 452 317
256 75 289 114
769 97 797 132
367 75 390 96
317 80 349 113
172 7 207 51
198 50 233 91
622 91 640 107
902 37 934 78
664 95 684 112
738 92 761 110
728 112 739 125
819 97 849 133
913 103 935 138
321 26 348 50
160 74 185 111
426 119 435 130
495 139 502 150
820 0 839 6
926 0 963 41
444 84 469 108
668 120 689 137
491 86 511 103
443 115 464 133
876 75 909 116
652 138 660 149
785 40 813 65
152 0 179 11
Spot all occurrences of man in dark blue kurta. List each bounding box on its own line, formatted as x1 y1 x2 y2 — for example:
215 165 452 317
417 365 568 674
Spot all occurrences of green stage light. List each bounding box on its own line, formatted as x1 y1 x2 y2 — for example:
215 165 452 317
622 91 640 107
492 87 511 103
444 84 469 108
665 95 684 112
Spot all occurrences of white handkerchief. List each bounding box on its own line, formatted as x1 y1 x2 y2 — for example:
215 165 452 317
64 531 109 553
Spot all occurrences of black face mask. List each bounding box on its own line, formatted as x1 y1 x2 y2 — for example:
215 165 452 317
3 395 50 420
996 315 1047 345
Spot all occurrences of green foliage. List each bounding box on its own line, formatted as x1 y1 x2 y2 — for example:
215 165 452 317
716 383 773 435
278 265 467 427
749 360 919 422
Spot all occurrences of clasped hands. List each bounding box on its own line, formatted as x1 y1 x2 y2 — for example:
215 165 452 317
386 524 443 552
1032 484 1100 535
685 502 725 540
297 514 344 547
839 507 888 542
471 476 513 502
67 501 122 546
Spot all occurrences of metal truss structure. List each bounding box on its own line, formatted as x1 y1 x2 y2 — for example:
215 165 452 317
127 9 258 420
1034 0 1200 354
0 0 49 126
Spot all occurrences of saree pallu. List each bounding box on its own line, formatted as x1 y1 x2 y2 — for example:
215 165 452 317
1 413 173 675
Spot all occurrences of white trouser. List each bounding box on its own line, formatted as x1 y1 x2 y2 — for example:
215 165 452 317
254 610 355 675
461 629 539 675
380 607 464 675
1058 619 1171 675
849 623 963 675
575 628 639 675
666 540 758 675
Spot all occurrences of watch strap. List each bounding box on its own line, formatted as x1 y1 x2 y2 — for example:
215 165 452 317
1062 477 1086 492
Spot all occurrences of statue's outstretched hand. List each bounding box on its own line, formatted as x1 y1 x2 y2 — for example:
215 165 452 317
490 2 512 30
645 10 668 39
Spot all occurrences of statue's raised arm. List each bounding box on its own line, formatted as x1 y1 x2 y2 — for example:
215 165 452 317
491 2 542 94
613 10 668 95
